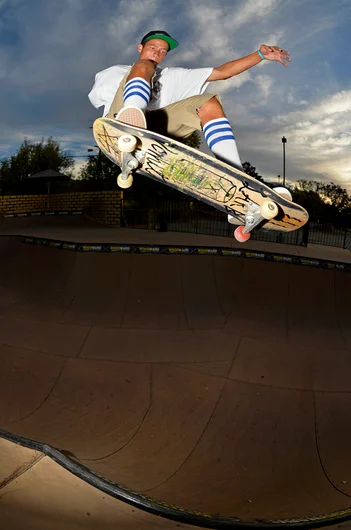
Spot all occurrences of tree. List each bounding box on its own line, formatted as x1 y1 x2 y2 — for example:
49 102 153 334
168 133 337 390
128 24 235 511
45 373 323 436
242 161 265 182
80 131 202 182
79 151 120 181
180 131 201 149
295 179 318 194
317 182 350 211
0 137 74 192
294 180 350 209
291 180 351 225
291 186 327 223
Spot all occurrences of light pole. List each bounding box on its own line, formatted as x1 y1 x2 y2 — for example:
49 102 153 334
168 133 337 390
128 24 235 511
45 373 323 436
282 136 287 186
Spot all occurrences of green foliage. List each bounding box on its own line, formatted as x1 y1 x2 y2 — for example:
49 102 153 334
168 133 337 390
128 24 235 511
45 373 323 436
295 180 350 209
179 131 201 149
80 131 201 182
317 182 350 211
291 180 351 226
242 161 265 182
79 151 120 181
0 137 74 191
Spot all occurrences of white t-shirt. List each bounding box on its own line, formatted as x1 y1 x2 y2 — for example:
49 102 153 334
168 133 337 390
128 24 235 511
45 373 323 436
88 65 214 116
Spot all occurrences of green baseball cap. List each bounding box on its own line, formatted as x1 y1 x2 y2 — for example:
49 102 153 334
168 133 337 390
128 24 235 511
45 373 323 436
141 30 178 51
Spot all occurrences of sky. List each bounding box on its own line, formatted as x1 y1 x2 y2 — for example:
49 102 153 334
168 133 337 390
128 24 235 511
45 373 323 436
0 0 350 190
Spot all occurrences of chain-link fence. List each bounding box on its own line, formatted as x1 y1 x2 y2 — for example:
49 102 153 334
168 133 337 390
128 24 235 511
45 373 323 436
306 222 351 250
121 199 314 247
122 199 351 250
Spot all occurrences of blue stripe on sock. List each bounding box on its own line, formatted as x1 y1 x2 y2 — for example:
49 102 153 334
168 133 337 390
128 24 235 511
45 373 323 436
124 77 150 88
123 90 150 105
123 87 150 102
207 135 236 150
124 81 150 96
203 119 230 134
128 78 150 90
124 78 150 92
204 127 234 141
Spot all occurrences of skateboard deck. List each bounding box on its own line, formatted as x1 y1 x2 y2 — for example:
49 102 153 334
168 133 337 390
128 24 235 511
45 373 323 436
93 117 309 239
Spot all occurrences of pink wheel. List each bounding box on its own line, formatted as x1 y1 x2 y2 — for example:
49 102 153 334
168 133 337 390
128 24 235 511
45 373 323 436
234 225 251 243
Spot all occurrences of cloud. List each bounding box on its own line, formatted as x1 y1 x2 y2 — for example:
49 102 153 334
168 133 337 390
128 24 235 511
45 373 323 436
236 88 351 190
210 71 253 97
107 0 160 44
233 0 281 27
273 90 351 151
0 0 349 191
258 30 285 48
255 74 273 100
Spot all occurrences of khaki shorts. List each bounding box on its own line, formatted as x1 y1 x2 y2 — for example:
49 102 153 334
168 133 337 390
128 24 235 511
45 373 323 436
106 68 221 139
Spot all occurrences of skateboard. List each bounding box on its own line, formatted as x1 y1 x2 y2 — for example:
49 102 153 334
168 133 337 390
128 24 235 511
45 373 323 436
93 117 309 242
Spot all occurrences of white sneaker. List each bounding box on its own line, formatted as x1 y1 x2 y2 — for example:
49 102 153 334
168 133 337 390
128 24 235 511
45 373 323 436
272 186 292 201
114 105 147 129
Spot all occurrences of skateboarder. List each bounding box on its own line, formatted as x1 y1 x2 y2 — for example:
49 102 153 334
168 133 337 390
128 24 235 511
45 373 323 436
88 30 290 176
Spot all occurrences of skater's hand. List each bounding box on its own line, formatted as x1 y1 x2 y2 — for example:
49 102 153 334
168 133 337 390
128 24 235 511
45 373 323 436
259 45 290 66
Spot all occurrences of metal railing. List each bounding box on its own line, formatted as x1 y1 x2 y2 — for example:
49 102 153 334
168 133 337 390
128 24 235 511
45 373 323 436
306 222 351 250
122 199 351 250
122 199 310 247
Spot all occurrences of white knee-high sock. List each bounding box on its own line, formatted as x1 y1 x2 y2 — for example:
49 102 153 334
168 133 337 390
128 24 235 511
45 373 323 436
203 118 243 171
123 77 150 109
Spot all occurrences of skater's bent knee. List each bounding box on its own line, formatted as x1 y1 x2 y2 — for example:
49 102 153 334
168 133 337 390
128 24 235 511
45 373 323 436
198 96 225 122
128 60 156 82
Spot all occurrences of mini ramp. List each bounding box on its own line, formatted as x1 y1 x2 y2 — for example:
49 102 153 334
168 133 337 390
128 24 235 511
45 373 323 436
0 234 351 529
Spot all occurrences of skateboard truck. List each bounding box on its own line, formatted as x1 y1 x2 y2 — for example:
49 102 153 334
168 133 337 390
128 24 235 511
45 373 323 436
117 134 144 189
234 199 279 243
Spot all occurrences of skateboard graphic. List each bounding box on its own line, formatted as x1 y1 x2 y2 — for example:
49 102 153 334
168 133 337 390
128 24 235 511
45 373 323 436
93 117 309 242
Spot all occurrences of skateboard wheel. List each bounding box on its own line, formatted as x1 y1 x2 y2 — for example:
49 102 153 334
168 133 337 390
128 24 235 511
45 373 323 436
118 135 137 153
117 174 133 189
234 225 251 243
260 199 279 220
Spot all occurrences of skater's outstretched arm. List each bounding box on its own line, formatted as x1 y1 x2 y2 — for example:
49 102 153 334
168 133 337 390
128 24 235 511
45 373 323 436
207 45 290 82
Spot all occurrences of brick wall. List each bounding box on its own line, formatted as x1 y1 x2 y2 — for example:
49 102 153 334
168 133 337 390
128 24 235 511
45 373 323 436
0 191 122 227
